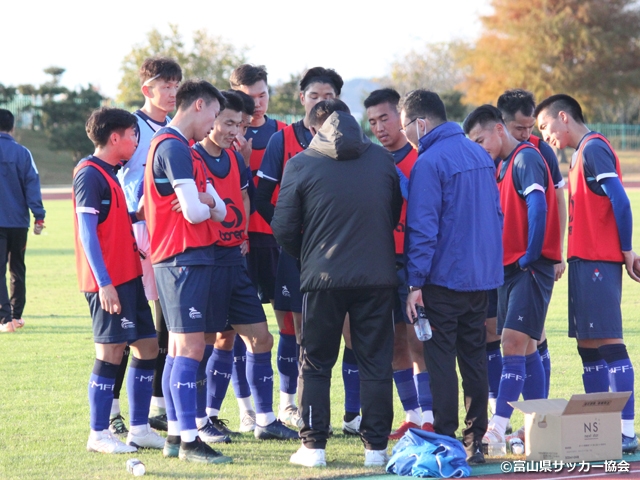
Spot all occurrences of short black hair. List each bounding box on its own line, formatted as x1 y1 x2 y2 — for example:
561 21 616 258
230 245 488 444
462 105 505 135
497 89 536 122
0 109 15 132
176 80 226 111
139 57 182 85
308 99 351 128
364 88 401 110
401 89 447 124
220 90 245 114
229 64 268 88
227 89 255 116
534 94 586 124
86 107 137 148
299 67 343 95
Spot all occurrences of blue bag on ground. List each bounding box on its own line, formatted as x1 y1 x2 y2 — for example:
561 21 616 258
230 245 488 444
386 428 471 478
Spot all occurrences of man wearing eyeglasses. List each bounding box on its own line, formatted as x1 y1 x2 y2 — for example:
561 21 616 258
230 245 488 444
401 90 503 465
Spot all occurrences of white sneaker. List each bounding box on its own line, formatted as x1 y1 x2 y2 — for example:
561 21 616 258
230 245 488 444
364 448 389 467
239 410 256 432
126 425 166 449
279 405 304 429
87 429 137 454
290 445 326 467
342 415 361 435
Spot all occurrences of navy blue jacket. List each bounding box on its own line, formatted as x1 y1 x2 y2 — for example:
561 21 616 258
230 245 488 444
405 122 503 291
0 132 45 227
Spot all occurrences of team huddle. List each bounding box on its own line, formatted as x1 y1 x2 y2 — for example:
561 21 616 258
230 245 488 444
72 57 639 469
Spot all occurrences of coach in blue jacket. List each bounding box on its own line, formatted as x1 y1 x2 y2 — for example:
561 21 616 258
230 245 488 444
401 90 503 465
0 109 45 333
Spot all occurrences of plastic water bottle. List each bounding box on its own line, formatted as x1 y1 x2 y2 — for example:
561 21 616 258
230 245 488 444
413 305 432 341
126 459 145 476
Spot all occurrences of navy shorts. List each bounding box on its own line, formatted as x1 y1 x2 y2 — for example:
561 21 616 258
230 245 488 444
486 289 498 319
85 277 156 344
497 259 555 340
246 245 278 304
568 260 623 339
211 263 267 329
154 265 220 334
393 258 410 324
274 249 302 313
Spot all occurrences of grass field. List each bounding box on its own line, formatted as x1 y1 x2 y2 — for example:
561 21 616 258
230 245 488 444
1 193 640 479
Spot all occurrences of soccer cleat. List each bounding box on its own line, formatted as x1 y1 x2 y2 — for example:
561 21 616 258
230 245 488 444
421 422 435 432
364 448 390 467
466 440 486 465
12 318 24 329
623 434 638 454
279 405 304 429
239 410 256 432
108 414 129 438
290 445 326 467
0 321 15 333
255 419 299 440
198 419 231 444
210 417 240 436
388 421 419 440
87 429 137 454
163 435 180 458
126 425 166 449
178 437 232 464
342 415 361 435
149 413 168 431
482 425 505 454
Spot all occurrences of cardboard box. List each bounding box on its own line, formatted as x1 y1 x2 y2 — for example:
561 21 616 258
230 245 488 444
510 392 631 462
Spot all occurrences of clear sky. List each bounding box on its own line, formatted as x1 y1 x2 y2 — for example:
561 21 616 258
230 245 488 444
2 0 491 98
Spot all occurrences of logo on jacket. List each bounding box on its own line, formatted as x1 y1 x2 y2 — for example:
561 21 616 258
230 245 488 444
592 269 603 282
189 307 202 319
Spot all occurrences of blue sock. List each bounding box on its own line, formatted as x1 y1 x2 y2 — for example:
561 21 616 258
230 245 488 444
231 335 250 399
127 357 156 426
196 345 213 420
537 340 551 398
207 348 233 411
415 372 433 413
495 355 526 419
246 351 274 415
578 347 610 393
88 360 119 431
170 356 199 433
162 356 177 422
393 368 419 412
342 347 361 415
522 351 545 400
277 333 298 394
601 344 635 421
486 340 503 402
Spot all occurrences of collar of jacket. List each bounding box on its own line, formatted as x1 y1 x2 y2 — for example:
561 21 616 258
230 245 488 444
418 121 464 154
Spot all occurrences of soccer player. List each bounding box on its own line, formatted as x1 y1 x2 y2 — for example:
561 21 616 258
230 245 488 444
229 65 295 430
73 107 164 454
143 80 231 464
498 89 567 400
536 94 639 453
195 90 298 440
464 105 561 450
364 88 434 437
115 56 182 435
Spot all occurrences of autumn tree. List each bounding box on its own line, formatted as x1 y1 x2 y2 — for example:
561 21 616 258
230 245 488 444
459 0 640 121
117 24 246 108
269 74 305 116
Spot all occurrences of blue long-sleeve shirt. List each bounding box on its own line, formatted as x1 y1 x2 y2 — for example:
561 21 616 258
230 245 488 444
405 122 503 291
0 132 45 227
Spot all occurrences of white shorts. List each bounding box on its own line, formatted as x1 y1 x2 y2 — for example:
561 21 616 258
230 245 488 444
133 221 159 301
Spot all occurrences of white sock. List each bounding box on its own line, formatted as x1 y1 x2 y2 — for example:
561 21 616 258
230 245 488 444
89 430 103 440
237 396 253 414
167 420 180 436
422 410 434 424
130 424 148 436
280 392 296 411
622 419 635 438
195 416 209 429
150 396 166 409
488 397 497 415
406 408 421 425
489 415 509 437
256 412 277 426
110 399 120 417
206 407 220 418
181 429 198 443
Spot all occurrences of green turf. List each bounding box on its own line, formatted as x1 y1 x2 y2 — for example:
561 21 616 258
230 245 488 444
1 192 640 479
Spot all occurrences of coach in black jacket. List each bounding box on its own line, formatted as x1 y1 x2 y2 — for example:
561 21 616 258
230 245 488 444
272 100 402 467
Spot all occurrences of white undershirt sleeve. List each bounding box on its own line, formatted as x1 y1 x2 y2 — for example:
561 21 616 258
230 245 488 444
174 181 211 224
206 182 227 222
